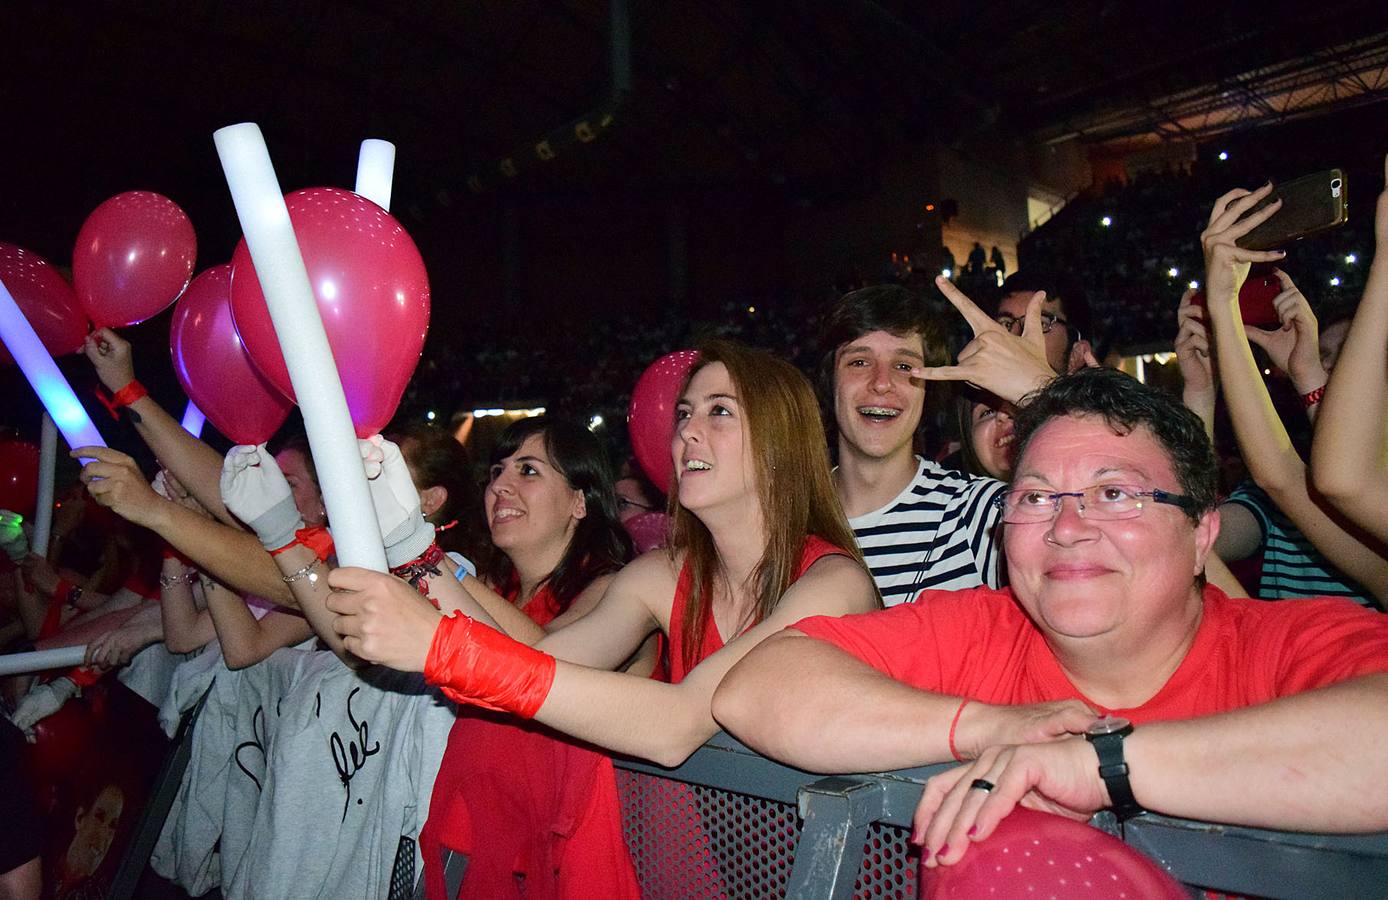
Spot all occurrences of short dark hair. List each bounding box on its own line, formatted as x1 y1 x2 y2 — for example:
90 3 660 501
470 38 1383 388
815 284 949 403
480 416 631 611
1000 270 1093 346
1011 368 1218 521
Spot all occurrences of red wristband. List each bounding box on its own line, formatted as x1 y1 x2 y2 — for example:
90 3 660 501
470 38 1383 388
948 698 970 762
111 380 148 409
53 578 74 606
423 613 556 718
270 525 335 561
1300 385 1326 408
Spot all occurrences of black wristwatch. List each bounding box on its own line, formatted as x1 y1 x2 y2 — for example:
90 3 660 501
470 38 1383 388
1084 716 1144 820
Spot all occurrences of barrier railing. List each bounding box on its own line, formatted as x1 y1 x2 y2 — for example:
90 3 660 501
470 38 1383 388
609 732 1388 899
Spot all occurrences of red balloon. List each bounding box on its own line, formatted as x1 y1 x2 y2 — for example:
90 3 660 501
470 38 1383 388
628 350 700 493
920 808 1187 900
624 510 671 555
72 191 197 328
170 265 293 444
0 438 40 517
229 188 431 437
0 242 88 364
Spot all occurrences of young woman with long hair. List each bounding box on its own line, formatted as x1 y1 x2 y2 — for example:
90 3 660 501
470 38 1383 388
327 340 880 893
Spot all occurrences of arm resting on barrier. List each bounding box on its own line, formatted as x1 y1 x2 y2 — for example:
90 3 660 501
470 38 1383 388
917 672 1388 868
714 629 1099 773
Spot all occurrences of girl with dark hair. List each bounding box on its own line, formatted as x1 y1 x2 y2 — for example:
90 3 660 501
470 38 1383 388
327 340 880 895
390 425 490 572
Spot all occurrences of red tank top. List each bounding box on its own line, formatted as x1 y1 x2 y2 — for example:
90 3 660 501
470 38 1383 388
665 535 848 683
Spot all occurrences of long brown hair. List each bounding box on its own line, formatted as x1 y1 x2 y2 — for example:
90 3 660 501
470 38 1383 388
670 340 867 671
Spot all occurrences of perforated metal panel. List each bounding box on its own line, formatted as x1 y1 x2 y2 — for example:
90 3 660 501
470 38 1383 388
388 835 416 900
617 769 801 899
852 821 918 898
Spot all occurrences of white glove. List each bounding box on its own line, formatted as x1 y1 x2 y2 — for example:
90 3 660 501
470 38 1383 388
360 436 435 568
220 444 304 551
0 510 28 563
10 677 78 738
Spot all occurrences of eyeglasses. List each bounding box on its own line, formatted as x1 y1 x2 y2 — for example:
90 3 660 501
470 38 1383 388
617 497 657 514
995 312 1071 336
994 483 1196 524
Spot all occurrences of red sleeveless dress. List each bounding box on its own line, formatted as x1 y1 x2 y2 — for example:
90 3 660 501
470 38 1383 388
418 584 640 900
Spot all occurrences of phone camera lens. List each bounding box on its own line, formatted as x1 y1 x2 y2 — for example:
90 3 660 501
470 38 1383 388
1331 179 1342 191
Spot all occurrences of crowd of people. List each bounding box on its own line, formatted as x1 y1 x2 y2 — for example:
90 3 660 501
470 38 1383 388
1 158 1387 898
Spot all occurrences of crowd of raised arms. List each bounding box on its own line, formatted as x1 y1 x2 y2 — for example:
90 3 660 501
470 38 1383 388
1 164 1386 899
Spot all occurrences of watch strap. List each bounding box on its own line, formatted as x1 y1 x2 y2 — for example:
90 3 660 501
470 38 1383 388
1087 729 1143 820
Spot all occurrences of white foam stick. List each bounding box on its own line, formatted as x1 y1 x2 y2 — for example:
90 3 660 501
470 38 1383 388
0 645 87 677
213 123 387 572
32 412 57 556
0 278 106 454
354 139 395 211
181 400 206 438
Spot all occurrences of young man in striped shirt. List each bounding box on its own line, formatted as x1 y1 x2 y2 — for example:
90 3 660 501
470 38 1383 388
819 280 1056 605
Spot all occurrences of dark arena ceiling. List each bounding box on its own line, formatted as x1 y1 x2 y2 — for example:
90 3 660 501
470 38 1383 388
5 0 1386 251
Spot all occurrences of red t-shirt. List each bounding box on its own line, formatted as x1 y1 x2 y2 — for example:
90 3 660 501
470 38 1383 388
793 585 1388 722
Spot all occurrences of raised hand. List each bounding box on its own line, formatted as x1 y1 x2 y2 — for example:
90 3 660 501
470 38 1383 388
73 445 167 528
1200 183 1288 309
1245 269 1328 396
1174 287 1216 430
913 276 1055 404
359 436 435 567
219 444 303 551
82 326 136 393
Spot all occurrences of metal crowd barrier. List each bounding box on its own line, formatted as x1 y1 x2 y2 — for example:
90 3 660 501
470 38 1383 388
126 709 1388 899
609 732 1388 900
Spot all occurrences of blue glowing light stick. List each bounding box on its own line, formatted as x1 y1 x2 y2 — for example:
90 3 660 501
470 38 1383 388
0 276 105 453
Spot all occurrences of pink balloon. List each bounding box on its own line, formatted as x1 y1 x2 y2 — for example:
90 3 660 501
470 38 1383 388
624 510 671 555
170 265 293 445
628 350 700 493
920 808 1187 900
0 242 88 364
229 188 431 438
72 191 197 327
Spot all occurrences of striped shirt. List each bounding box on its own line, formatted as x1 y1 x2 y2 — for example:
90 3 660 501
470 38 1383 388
1224 481 1378 609
847 457 1006 606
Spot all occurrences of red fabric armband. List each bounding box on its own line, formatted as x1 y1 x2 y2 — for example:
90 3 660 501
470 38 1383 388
66 666 103 688
423 613 556 719
270 525 335 560
52 578 74 606
111 380 148 409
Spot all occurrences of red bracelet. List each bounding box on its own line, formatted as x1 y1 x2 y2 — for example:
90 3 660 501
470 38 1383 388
270 525 335 561
1300 385 1326 408
948 698 971 762
53 578 74 606
110 380 148 409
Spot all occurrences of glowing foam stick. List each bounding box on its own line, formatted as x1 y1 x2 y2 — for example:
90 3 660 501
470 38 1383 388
0 277 105 453
0 645 87 677
354 139 396 211
214 123 387 572
32 413 57 556
181 400 206 438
